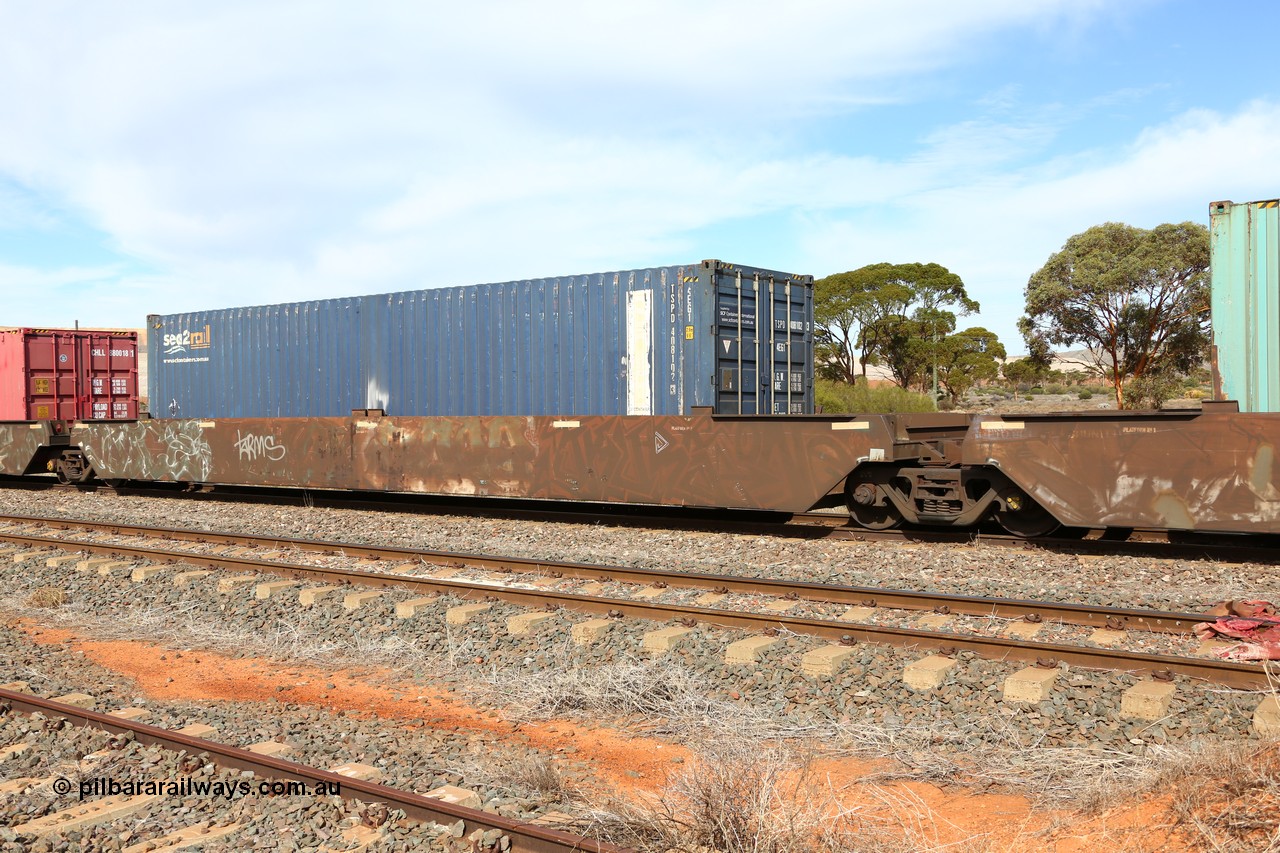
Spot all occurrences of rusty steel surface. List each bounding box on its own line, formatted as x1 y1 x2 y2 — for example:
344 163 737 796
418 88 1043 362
0 689 623 853
0 422 51 476
70 414 894 513
0 407 1275 535
0 527 1267 689
0 513 1211 634
966 410 1280 533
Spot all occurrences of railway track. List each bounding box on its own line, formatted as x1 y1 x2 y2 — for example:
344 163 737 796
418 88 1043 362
5 475 1278 564
0 687 623 852
0 514 1268 691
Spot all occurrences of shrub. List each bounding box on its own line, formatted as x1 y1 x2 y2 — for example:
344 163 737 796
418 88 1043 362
25 587 66 608
1078 389 1093 400
588 740 864 852
1122 372 1182 410
815 379 936 413
1024 394 1034 401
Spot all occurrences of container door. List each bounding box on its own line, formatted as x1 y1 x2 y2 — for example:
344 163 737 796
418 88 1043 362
714 270 758 414
24 333 79 420
711 266 813 414
769 283 810 415
81 334 139 419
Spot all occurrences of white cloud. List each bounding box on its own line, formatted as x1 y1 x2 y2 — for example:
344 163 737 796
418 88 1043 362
0 0 1202 351
0 262 133 328
800 99 1280 349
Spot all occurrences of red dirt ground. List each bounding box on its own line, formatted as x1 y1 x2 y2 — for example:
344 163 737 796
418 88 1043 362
17 622 1201 851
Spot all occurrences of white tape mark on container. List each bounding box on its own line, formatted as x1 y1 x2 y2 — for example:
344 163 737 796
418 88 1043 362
198 421 216 429
28 423 41 430
980 421 1025 430
869 448 885 461
831 421 871 431
354 420 380 429
553 420 580 429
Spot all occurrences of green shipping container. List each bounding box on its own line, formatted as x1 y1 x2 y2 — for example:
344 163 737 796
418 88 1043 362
1209 198 1280 412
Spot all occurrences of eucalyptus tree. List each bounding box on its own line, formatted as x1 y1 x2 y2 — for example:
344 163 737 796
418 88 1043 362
1019 222 1210 408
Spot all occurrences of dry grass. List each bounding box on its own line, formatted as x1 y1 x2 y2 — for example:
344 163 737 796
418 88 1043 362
506 754 573 801
24 586 66 608
583 737 989 853
0 593 446 679
470 651 833 740
829 713 1180 809
1153 668 1280 851
469 650 1280 829
1153 739 1280 852
6 577 1278 851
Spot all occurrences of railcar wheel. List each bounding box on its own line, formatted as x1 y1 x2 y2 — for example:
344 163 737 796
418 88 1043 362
847 481 904 530
849 503 903 530
994 493 1059 538
50 450 92 486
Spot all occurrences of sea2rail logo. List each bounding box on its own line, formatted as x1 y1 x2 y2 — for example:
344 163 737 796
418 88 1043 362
162 325 213 363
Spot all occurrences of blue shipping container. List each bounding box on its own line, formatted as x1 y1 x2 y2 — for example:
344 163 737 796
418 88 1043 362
148 260 814 418
1210 199 1280 412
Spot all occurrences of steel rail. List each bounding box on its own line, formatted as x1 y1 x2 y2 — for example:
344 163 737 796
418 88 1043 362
4 477 1280 563
0 514 1212 633
0 529 1266 690
0 689 625 853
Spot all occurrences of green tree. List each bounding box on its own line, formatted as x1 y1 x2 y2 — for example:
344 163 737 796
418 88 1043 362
1019 221 1210 408
814 262 978 390
814 266 912 382
1002 357 1048 390
873 308 959 391
936 327 1005 405
881 264 977 393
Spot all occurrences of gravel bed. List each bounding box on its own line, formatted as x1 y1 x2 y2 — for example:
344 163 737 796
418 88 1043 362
0 515 1230 664
0 545 1266 756
0 713 380 853
0 619 591 851
0 488 1272 614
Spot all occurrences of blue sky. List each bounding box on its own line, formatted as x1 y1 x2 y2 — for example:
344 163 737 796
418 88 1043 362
2 1 1279 354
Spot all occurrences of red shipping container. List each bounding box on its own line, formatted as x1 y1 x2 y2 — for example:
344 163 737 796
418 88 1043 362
0 329 139 421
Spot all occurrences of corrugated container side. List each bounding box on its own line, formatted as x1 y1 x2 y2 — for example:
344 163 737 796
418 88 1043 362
1210 199 1280 412
0 329 139 420
149 260 813 418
